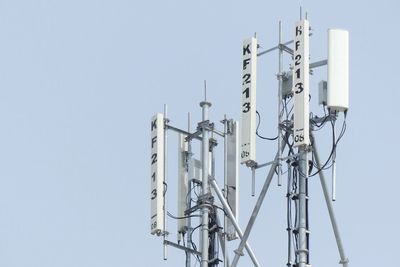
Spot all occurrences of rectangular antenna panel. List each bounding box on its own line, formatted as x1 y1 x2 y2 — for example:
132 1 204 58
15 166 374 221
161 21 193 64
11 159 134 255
328 29 349 112
190 158 202 182
293 20 310 147
177 134 188 236
240 37 257 164
282 71 293 99
226 120 239 241
150 113 165 235
319 80 327 106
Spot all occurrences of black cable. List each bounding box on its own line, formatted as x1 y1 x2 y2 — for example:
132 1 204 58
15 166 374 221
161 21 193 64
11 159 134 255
186 183 200 206
309 117 347 177
190 224 202 263
282 131 294 157
256 110 278 140
163 182 167 196
206 208 219 266
167 211 201 220
284 95 294 120
214 205 228 217
311 114 330 130
292 167 299 258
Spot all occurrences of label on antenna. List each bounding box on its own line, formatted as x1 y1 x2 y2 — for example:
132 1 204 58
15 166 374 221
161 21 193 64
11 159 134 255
150 113 164 235
240 37 257 164
293 20 310 147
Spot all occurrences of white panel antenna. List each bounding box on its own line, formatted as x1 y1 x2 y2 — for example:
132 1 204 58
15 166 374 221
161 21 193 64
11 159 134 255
150 113 165 235
240 37 257 164
293 20 310 147
319 80 328 106
225 120 239 241
281 71 293 99
177 134 188 239
328 29 349 112
190 158 202 182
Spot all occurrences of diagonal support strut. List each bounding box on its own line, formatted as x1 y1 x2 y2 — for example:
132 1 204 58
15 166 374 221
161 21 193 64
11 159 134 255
210 179 260 267
231 139 287 267
312 134 349 267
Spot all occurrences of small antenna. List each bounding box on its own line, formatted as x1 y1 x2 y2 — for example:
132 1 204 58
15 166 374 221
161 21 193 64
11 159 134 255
164 104 168 119
204 80 207 101
300 6 302 20
188 112 191 132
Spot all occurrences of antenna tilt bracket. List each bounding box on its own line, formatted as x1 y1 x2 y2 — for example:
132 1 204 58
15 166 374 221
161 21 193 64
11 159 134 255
197 120 214 132
197 192 214 208
245 160 257 168
209 138 218 151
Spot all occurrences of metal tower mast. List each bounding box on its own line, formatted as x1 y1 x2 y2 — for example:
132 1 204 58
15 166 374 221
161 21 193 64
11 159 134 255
199 98 211 267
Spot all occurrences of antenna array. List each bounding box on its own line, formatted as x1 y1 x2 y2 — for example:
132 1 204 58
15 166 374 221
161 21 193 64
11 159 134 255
150 14 350 267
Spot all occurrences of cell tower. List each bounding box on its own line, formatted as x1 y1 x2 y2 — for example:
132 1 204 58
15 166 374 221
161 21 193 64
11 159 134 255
150 13 349 267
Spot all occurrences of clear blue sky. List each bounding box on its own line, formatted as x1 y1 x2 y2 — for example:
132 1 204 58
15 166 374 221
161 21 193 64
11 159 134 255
0 1 398 266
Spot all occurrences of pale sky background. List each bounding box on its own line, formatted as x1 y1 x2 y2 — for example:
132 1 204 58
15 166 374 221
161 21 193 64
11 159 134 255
0 1 399 267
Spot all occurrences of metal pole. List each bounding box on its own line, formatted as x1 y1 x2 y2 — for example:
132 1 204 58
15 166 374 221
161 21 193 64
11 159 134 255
297 148 309 267
163 104 168 260
223 115 228 267
231 139 287 267
277 20 283 187
200 100 211 267
332 153 337 201
300 6 303 20
286 160 293 266
210 179 260 267
216 215 230 267
186 112 192 267
312 136 349 267
251 167 255 197
257 40 294 57
210 131 217 265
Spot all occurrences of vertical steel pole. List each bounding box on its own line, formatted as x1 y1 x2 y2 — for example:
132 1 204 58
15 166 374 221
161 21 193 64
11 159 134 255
286 160 293 265
200 100 211 267
163 104 168 260
210 131 216 264
216 215 229 267
223 115 228 267
186 112 192 267
332 154 337 201
251 167 255 197
312 136 349 267
297 148 309 267
277 21 283 186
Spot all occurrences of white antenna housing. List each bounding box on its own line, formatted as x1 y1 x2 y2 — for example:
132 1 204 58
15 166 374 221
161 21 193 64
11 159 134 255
318 80 327 106
190 158 202 181
240 37 257 164
328 29 349 112
293 19 310 147
150 113 165 235
225 120 239 241
177 134 188 238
